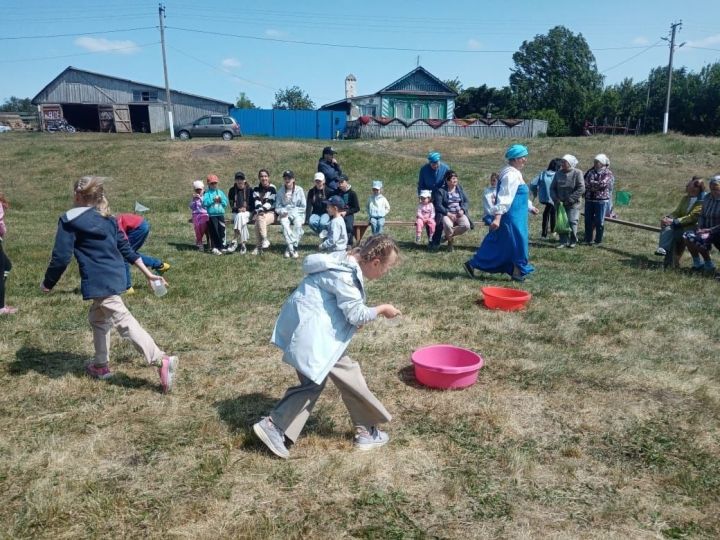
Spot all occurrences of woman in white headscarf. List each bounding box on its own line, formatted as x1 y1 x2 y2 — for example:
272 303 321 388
550 154 585 248
583 153 614 245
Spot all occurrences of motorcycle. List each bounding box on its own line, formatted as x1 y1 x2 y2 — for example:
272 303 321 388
46 118 76 133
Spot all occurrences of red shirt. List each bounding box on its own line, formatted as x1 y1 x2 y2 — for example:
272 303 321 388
115 213 144 238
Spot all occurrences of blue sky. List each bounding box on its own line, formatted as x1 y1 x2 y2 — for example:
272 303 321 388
1 0 719 108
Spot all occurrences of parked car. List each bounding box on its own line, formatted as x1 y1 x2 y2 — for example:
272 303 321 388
175 115 241 141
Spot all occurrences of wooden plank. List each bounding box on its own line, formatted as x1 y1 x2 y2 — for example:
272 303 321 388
604 216 660 232
113 105 132 133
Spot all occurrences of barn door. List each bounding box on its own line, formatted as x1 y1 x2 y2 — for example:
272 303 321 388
98 105 115 132
113 105 132 133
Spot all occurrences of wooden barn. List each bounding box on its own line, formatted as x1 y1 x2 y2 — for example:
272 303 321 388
31 66 233 133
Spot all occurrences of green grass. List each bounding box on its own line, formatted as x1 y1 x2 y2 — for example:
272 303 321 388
0 132 719 538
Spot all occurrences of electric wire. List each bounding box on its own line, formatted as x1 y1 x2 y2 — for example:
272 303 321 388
0 42 160 64
600 40 664 74
0 26 156 40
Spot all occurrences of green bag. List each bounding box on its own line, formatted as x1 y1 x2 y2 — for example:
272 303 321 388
555 204 570 234
615 190 632 206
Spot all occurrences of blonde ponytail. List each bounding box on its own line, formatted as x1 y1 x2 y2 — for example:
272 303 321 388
74 176 111 217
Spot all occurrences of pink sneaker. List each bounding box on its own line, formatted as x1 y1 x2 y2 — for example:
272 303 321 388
85 363 113 380
158 355 178 393
0 306 17 315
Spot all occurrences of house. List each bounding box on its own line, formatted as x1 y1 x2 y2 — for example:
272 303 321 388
31 66 233 133
319 66 457 122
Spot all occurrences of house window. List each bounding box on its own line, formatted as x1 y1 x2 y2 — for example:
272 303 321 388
429 103 440 119
412 103 423 120
360 105 377 116
132 89 158 102
394 102 407 119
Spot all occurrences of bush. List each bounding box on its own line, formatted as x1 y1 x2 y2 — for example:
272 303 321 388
530 108 569 137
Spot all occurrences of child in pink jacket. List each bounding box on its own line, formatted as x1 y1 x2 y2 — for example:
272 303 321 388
415 190 436 244
189 180 209 250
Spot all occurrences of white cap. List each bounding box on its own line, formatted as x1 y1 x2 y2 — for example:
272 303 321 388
372 180 383 190
313 172 325 182
594 153 610 166
419 190 432 198
192 180 204 189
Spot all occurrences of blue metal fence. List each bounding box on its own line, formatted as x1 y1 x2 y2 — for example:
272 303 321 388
229 109 346 139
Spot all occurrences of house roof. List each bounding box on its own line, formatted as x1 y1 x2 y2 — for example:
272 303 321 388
319 66 456 109
31 66 234 106
377 66 457 97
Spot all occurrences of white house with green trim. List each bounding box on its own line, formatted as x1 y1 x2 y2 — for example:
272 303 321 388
319 66 457 121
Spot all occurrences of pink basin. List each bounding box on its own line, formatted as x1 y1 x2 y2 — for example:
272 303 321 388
411 344 484 389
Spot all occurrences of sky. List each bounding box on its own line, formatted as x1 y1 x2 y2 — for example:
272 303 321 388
1 0 719 109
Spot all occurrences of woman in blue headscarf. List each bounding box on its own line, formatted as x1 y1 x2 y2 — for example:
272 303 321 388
463 144 538 281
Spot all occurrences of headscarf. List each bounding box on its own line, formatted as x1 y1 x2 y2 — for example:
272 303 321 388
505 144 529 160
561 154 578 168
594 154 610 166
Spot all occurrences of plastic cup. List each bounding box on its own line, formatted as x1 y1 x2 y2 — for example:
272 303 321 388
151 279 167 297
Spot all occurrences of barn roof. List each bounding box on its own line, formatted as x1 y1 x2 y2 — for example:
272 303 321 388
32 66 234 106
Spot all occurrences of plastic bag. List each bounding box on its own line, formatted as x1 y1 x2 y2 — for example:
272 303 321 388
556 204 570 234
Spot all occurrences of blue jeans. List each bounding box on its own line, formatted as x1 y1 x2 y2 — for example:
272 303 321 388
308 213 330 234
369 216 385 235
125 220 162 287
584 200 608 244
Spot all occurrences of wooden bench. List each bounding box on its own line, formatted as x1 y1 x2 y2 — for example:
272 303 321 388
352 220 485 243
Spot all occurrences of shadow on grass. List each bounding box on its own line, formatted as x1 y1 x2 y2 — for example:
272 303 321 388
9 346 157 390
168 241 202 252
595 245 665 270
397 364 426 390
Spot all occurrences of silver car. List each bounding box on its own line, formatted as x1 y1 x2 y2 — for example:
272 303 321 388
176 115 241 140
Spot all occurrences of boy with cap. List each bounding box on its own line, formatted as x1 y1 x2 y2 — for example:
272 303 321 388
318 146 343 193
306 172 332 234
319 196 348 252
275 170 307 259
227 171 253 254
367 180 390 235
202 174 229 255
337 175 360 246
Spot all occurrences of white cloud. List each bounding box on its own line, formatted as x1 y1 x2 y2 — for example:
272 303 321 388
265 28 286 38
685 34 720 47
467 38 482 50
221 57 241 69
74 37 140 54
632 36 649 45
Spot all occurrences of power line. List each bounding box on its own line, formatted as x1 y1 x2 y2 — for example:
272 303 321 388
0 26 156 40
166 45 278 91
600 40 664 74
0 41 159 63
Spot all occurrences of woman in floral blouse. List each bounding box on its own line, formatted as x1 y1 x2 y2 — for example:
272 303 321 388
583 153 614 245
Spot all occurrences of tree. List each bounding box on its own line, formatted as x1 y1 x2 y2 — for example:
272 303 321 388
0 96 34 114
235 92 256 109
510 26 603 134
443 77 463 94
272 86 315 110
454 85 514 118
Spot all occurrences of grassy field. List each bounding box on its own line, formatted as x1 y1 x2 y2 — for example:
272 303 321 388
0 132 718 539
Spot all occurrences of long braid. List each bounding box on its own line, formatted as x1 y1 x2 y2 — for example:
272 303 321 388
352 234 399 266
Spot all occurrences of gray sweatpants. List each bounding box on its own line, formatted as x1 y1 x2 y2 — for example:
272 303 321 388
270 355 392 443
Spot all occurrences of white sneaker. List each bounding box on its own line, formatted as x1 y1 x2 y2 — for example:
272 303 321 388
284 249 291 258
239 244 247 254
226 244 237 253
655 247 667 256
212 248 222 255
291 250 299 259
261 239 270 249
251 248 260 255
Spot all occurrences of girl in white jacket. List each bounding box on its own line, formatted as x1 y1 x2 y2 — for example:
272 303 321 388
253 235 401 458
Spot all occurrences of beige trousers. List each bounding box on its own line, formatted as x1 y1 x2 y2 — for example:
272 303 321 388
442 213 471 239
271 355 392 443
255 211 276 244
88 295 164 367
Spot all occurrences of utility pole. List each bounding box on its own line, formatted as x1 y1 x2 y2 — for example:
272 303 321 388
158 3 175 139
661 21 683 134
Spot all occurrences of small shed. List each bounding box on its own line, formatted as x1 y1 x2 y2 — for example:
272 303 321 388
31 66 233 133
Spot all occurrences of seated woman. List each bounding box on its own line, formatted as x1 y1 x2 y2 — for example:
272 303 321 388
305 172 332 234
656 176 706 268
683 175 720 274
432 170 472 252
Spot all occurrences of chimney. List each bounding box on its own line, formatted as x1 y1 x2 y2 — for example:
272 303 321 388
345 74 357 99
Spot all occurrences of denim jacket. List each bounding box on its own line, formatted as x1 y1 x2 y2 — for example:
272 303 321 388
271 253 377 384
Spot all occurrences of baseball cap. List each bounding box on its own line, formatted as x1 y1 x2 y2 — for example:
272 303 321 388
206 174 219 183
234 171 246 180
322 146 336 155
282 170 294 178
419 189 432 198
337 174 349 183
372 180 383 190
192 180 204 190
313 172 325 182
324 195 348 210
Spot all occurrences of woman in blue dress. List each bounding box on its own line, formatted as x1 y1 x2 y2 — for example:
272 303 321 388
463 144 538 282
